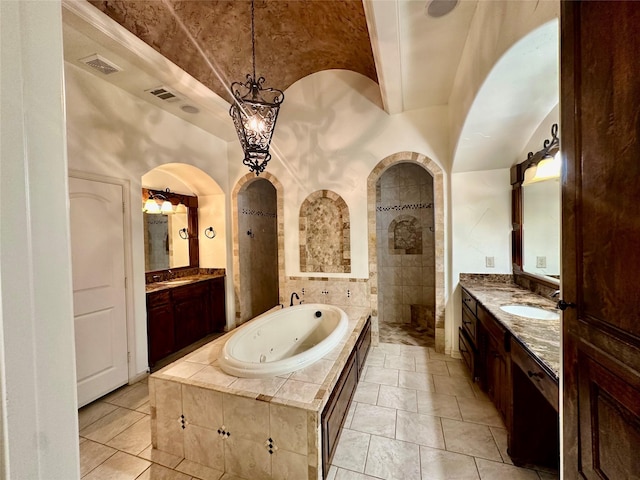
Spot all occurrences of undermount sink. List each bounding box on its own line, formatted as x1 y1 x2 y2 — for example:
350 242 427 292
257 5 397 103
159 279 193 286
500 305 559 320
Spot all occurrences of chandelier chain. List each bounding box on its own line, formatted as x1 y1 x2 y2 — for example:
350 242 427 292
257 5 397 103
251 0 256 81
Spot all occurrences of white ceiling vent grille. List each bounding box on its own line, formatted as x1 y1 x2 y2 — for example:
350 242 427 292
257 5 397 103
146 86 182 103
79 54 121 75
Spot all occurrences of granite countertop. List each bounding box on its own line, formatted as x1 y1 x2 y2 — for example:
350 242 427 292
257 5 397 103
145 272 225 293
459 275 560 380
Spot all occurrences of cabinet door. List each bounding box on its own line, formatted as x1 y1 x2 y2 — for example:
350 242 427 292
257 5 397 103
209 277 226 333
173 283 209 350
147 302 175 367
486 334 509 422
561 3 640 478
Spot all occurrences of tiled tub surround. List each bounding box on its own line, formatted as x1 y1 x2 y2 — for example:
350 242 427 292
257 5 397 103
149 306 370 480
458 274 560 377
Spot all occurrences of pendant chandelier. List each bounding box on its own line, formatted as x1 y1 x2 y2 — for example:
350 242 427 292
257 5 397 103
229 0 284 176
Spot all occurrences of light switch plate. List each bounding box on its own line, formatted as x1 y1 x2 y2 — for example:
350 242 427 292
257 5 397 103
485 256 495 268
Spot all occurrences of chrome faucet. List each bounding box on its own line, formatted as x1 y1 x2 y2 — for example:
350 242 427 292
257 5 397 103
290 292 300 306
551 290 560 298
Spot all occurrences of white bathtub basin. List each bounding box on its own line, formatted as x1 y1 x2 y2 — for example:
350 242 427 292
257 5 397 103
218 303 348 378
500 305 559 320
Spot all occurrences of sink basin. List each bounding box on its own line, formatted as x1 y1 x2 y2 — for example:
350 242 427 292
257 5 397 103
159 279 193 286
500 305 559 320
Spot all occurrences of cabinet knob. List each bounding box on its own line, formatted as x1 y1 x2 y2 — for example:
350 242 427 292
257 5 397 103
556 299 575 311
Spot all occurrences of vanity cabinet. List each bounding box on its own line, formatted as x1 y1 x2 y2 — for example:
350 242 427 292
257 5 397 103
459 289 480 381
321 315 371 478
147 276 226 368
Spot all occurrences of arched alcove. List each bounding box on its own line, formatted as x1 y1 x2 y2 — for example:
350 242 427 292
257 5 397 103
232 172 285 325
299 190 351 273
368 152 445 352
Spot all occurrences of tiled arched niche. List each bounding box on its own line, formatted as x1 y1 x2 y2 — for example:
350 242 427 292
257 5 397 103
299 190 351 273
232 172 285 326
368 152 446 352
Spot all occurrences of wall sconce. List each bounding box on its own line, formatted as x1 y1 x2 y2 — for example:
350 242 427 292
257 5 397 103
522 123 561 185
204 227 216 239
143 188 174 214
178 228 188 240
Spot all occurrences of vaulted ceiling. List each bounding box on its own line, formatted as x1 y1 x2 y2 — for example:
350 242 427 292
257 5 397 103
87 0 378 105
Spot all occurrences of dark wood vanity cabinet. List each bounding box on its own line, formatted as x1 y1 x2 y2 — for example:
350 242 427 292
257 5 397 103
147 276 226 368
322 316 371 478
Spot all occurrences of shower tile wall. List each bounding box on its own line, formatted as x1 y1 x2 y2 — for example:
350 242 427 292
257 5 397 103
376 163 435 326
238 180 279 321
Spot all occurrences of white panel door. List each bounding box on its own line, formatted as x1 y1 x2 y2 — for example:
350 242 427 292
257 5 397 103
69 177 128 407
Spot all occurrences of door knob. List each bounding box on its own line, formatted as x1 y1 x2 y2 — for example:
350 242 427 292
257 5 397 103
556 299 576 311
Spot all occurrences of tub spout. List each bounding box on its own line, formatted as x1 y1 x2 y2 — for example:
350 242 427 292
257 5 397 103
290 292 300 306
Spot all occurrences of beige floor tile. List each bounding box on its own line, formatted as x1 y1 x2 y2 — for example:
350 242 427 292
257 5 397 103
383 355 416 371
396 410 444 449
106 383 149 410
363 366 399 387
344 402 357 429
441 418 502 462
489 427 513 465
377 343 402 356
415 359 450 376
398 370 434 392
101 384 138 404
137 446 183 469
537 470 560 479
364 354 385 368
335 468 381 479
175 459 224 480
364 435 421 480
136 463 191 480
80 439 117 476
475 458 540 480
82 451 150 480
433 374 476 398
456 396 505 428
106 416 151 455
331 428 371 473
219 474 247 480
136 402 151 414
447 360 472 378
416 391 462 420
80 407 145 444
350 403 397 438
419 446 480 480
376 385 418 412
79 401 119 430
353 382 380 405
325 465 338 480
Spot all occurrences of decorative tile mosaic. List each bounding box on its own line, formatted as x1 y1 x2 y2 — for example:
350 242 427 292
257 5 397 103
299 190 351 274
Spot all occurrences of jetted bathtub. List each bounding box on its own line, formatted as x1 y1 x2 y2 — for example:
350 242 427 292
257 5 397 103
218 303 348 378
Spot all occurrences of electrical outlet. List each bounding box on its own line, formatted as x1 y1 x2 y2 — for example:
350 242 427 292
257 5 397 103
536 256 547 268
485 256 495 268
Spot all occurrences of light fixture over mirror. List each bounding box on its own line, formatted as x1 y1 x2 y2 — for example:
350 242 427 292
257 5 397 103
143 188 175 215
229 0 284 176
522 123 560 185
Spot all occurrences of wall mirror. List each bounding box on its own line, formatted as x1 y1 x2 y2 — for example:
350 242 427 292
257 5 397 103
143 188 199 272
511 123 561 287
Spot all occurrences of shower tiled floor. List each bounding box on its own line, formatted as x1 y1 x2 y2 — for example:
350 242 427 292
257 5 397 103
378 321 435 347
78 343 558 480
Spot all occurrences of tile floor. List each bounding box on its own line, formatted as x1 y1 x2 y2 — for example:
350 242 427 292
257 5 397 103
79 343 558 480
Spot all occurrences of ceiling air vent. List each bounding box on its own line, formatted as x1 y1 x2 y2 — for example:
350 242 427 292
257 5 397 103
146 86 182 103
79 54 121 75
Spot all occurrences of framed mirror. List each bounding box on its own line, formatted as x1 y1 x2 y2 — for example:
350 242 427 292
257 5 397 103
511 123 560 287
143 188 199 272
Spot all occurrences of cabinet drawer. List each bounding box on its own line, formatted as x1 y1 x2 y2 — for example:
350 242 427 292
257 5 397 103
461 307 477 345
511 339 558 411
458 327 476 379
462 288 477 316
147 290 170 307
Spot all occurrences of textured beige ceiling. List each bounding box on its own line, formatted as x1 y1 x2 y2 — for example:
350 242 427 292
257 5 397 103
88 0 378 104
